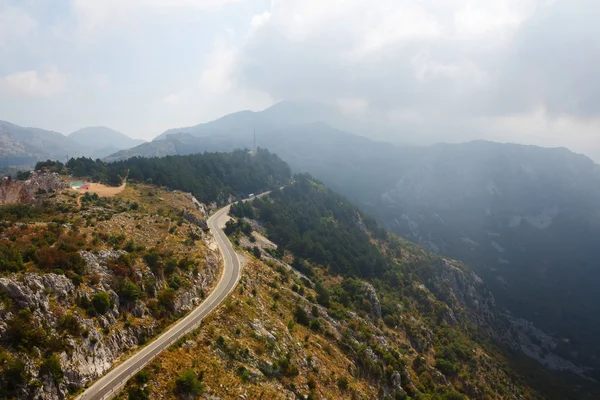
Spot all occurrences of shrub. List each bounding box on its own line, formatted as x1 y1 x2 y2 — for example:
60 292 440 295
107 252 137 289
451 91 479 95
128 386 149 400
6 308 48 351
143 252 162 273
116 278 141 305
276 355 299 377
92 292 111 314
237 366 250 383
436 359 459 376
442 391 466 400
294 305 310 326
315 281 330 308
37 248 85 274
58 313 84 336
168 274 184 291
309 318 322 332
157 289 175 312
174 369 203 396
3 357 27 390
40 354 63 383
135 371 150 385
337 376 349 390
0 243 24 272
165 258 178 276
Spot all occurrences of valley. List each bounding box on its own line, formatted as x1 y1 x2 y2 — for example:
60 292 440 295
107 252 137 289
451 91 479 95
101 104 600 379
2 106 600 399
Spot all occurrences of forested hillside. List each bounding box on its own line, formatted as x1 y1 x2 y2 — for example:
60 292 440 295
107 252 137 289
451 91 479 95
47 149 291 205
224 174 599 399
109 105 600 374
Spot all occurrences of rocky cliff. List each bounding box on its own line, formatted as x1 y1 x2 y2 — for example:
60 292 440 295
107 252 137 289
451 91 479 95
429 258 588 378
0 171 67 205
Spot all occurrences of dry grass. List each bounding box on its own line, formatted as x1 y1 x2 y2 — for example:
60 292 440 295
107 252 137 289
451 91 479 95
71 181 127 197
120 259 379 400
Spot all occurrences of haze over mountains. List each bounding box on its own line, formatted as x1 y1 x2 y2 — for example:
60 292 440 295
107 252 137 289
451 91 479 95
2 99 600 376
0 120 82 168
69 127 145 159
104 101 600 376
0 121 145 168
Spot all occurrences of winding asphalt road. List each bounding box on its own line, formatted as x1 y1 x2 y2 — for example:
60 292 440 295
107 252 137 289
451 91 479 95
77 203 240 400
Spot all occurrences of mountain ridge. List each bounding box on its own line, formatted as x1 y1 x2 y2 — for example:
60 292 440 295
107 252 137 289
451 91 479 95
0 121 146 168
103 106 600 379
69 126 145 151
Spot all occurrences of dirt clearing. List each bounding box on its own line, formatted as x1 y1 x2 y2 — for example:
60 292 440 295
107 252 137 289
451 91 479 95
72 181 127 197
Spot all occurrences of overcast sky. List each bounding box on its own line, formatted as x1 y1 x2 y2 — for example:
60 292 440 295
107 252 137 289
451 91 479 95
0 0 598 161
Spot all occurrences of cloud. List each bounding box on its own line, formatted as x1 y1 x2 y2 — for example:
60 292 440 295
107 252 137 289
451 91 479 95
238 0 545 111
0 67 66 97
0 0 597 160
163 93 181 106
152 32 273 131
0 5 36 47
232 0 599 157
71 0 242 35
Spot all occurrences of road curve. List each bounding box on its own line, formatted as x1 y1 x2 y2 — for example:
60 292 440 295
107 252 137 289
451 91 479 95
77 204 240 400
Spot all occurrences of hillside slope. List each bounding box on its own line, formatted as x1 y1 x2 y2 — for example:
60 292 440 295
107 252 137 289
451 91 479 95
119 175 599 399
0 151 292 399
365 141 600 373
0 181 221 399
0 121 84 168
109 114 600 377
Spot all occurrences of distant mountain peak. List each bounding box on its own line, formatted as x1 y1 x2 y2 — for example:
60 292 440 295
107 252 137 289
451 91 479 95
69 126 145 154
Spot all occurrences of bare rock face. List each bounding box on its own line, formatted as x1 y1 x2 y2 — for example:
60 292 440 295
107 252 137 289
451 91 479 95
361 282 382 318
391 370 403 392
0 273 73 312
184 211 209 231
431 259 497 326
0 171 67 205
430 258 590 378
80 249 127 279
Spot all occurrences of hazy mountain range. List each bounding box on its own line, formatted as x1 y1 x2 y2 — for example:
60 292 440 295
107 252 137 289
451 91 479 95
3 101 600 375
69 126 145 158
0 121 145 168
104 101 600 375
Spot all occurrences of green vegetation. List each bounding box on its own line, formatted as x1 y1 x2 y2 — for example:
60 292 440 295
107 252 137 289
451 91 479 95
55 148 291 205
174 368 203 396
0 180 233 397
92 292 111 314
238 174 592 399
40 354 63 383
251 174 386 277
294 305 310 326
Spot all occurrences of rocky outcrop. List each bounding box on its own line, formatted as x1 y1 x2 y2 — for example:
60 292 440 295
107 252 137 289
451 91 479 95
184 211 209 231
431 259 497 328
0 171 67 205
0 236 222 399
79 249 127 279
0 273 73 312
361 282 382 318
429 258 591 379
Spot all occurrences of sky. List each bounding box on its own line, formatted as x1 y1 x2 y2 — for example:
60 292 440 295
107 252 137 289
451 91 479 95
0 0 599 161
